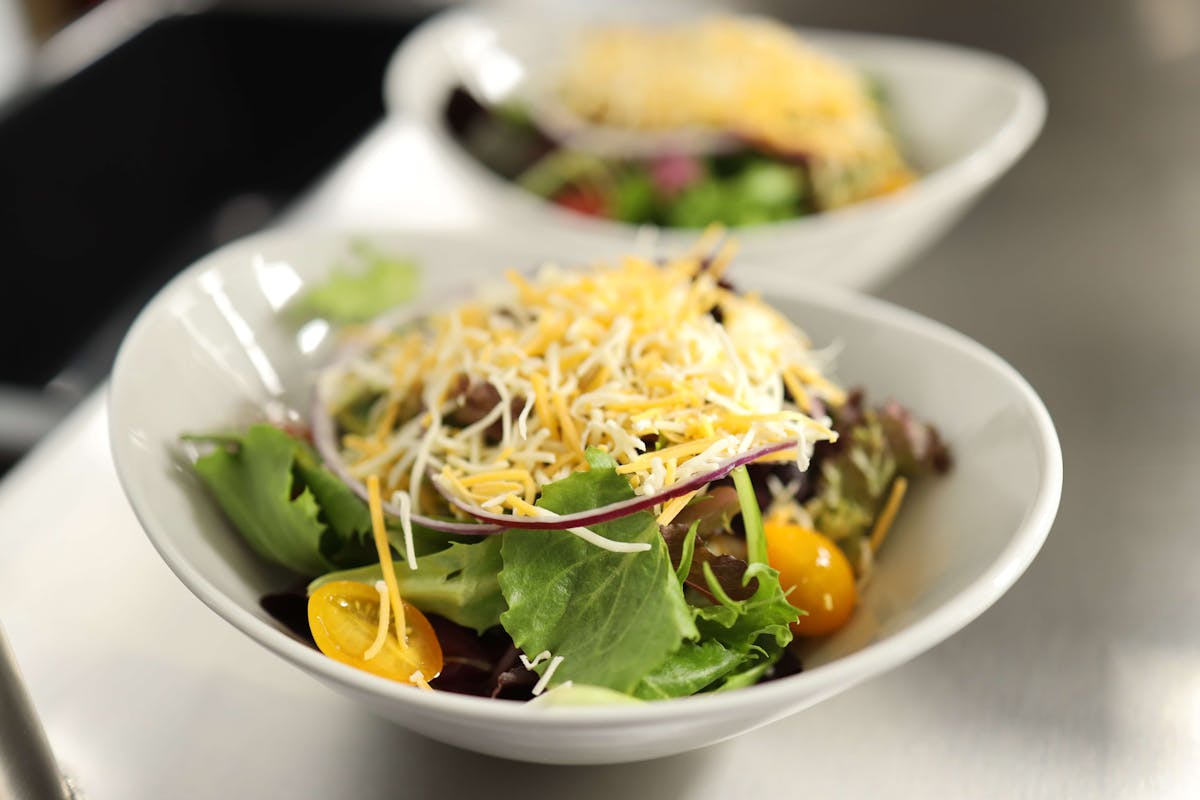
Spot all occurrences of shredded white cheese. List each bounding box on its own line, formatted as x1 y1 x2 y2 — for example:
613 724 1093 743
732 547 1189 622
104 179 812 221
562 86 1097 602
391 489 417 570
519 650 553 671
531 655 565 696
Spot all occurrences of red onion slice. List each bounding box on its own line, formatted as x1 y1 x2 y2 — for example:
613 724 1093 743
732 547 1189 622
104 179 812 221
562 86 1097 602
434 440 796 530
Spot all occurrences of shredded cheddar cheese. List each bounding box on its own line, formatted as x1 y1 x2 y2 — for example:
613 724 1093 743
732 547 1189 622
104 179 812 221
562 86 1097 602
325 246 840 524
869 476 909 553
367 475 407 649
657 490 700 527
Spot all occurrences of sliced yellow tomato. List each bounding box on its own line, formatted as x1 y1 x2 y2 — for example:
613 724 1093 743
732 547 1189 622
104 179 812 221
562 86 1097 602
307 580 442 684
764 521 857 637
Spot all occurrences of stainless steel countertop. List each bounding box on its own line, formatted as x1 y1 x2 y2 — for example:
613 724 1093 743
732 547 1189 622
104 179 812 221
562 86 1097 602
858 1 1200 793
2 1 1198 796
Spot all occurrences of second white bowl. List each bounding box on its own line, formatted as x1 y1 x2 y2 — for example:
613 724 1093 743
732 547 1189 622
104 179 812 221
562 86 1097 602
384 7 1046 290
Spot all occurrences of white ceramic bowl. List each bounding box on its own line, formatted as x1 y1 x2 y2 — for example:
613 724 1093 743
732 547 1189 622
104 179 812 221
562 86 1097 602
384 7 1046 291
109 228 1061 764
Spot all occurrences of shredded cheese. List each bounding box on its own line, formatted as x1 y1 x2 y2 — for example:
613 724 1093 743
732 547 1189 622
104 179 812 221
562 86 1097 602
520 650 553 670
367 475 407 649
869 476 909 553
328 247 842 540
657 490 699 527
392 489 417 571
531 655 565 696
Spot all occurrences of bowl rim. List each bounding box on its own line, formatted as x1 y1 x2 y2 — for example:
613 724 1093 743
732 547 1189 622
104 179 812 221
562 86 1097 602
109 225 1062 726
382 6 1048 245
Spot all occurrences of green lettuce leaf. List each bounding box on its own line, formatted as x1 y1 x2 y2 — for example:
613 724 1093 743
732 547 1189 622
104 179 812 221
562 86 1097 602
309 537 505 633
631 565 796 700
694 560 797 655
633 640 742 700
498 449 697 694
291 444 377 567
635 473 796 699
689 467 796 661
710 659 774 693
189 424 374 576
291 243 419 324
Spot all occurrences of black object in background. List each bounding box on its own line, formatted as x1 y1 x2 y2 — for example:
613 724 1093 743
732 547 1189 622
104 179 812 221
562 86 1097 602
0 6 427 469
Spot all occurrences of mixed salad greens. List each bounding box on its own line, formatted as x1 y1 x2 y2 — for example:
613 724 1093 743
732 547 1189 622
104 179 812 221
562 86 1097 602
446 16 914 228
185 239 947 702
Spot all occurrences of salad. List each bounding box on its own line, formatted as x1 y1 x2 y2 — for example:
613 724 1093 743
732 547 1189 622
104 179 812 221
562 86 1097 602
446 16 914 228
186 237 947 702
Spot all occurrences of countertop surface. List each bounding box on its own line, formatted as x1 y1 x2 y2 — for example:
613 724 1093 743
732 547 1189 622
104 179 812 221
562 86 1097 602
3 1 1199 796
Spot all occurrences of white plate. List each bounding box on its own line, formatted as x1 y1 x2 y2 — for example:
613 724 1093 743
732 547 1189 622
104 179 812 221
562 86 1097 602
109 228 1061 764
384 7 1045 290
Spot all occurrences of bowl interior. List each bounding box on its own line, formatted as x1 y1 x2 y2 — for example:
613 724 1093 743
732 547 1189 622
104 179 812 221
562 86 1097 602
109 228 1060 762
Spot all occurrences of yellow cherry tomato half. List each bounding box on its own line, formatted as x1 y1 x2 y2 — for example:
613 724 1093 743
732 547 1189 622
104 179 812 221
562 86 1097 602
764 521 858 637
307 580 443 684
